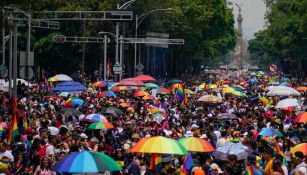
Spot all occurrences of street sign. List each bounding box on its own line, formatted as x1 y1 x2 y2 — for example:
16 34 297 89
20 51 34 66
269 64 278 72
136 63 144 71
113 61 122 74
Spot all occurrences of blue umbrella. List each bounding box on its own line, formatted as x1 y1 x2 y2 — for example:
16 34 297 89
52 151 122 173
258 128 276 137
52 81 87 92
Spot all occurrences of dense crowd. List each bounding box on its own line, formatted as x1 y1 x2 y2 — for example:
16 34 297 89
0 70 306 175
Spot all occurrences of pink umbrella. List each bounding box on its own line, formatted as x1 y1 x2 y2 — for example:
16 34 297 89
117 78 145 87
134 75 156 82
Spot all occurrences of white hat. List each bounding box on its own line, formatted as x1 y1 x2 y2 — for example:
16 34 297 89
207 114 213 117
191 124 199 129
185 131 193 137
243 132 248 136
80 133 88 139
200 134 207 139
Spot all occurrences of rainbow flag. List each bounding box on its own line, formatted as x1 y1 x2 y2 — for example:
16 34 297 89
150 154 163 172
8 115 18 144
23 115 28 130
0 123 3 137
244 166 253 175
44 77 50 91
180 152 194 175
175 84 187 108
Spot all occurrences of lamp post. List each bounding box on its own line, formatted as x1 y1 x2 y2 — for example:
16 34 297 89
134 8 173 76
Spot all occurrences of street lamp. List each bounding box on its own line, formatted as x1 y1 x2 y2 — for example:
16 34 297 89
134 8 173 76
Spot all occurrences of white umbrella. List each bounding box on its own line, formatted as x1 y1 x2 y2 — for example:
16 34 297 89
275 98 302 109
48 126 59 136
49 74 73 82
213 142 251 160
266 86 300 96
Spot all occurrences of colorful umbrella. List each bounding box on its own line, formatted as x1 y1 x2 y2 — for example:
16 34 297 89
165 79 183 87
52 151 122 173
178 137 215 152
117 78 145 87
145 83 159 88
197 95 220 103
294 112 307 123
134 90 149 97
185 89 194 95
280 82 291 87
93 81 107 88
198 83 207 90
213 142 251 160
207 84 217 89
52 81 87 92
290 143 307 155
258 128 277 137
296 86 307 91
143 95 155 100
64 97 83 108
250 97 269 107
129 136 188 155
98 91 116 97
222 87 235 94
84 114 108 122
48 74 72 82
232 85 245 91
111 86 128 92
231 91 247 97
89 122 114 130
135 75 156 82
147 106 160 114
156 87 171 94
120 102 130 108
275 98 302 110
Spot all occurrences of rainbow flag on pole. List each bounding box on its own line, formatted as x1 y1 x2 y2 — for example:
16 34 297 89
180 152 194 175
23 115 28 130
175 84 187 108
8 115 19 144
150 153 163 172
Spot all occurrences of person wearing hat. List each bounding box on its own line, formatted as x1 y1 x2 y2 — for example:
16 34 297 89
244 154 264 175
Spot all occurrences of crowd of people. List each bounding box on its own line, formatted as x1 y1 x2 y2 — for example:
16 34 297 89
0 70 306 175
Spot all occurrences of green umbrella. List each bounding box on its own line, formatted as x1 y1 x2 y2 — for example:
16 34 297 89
89 122 114 130
145 83 159 88
165 79 183 87
275 129 284 137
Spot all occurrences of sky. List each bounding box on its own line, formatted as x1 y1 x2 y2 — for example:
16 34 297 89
228 0 267 40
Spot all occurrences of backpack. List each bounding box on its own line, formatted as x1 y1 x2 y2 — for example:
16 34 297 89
38 144 51 158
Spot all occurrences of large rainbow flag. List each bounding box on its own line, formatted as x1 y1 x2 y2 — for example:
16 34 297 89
150 153 163 172
175 83 187 108
8 115 18 144
180 152 194 175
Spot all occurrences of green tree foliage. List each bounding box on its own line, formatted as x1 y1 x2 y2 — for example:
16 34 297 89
1 0 237 75
248 0 307 72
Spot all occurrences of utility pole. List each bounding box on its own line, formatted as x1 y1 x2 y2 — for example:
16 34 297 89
8 14 12 97
103 35 107 80
13 23 17 97
2 9 5 65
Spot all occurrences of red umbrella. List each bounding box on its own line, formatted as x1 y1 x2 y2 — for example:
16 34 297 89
117 78 145 87
134 75 156 82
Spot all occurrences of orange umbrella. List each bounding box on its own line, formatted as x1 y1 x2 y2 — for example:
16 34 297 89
120 102 130 108
134 90 149 97
296 86 307 91
290 143 307 155
294 112 307 123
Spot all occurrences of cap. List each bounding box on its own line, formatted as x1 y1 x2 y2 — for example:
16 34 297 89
247 154 256 163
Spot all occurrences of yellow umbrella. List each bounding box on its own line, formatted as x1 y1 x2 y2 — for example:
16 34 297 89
222 87 235 94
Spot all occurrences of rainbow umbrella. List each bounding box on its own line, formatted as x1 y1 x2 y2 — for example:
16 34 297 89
93 81 107 88
296 86 307 91
294 112 307 123
250 97 270 107
232 85 245 91
84 114 108 122
207 84 217 89
143 95 155 100
178 137 215 152
64 97 83 108
147 106 160 114
185 89 194 95
134 90 149 97
130 136 188 155
222 87 235 94
89 122 114 130
48 74 73 82
275 98 302 110
111 86 128 92
290 143 307 155
52 151 121 173
198 83 207 90
120 102 130 108
98 91 116 97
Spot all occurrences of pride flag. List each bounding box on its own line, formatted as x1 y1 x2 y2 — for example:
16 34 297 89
8 115 18 144
175 84 187 108
150 153 163 172
44 77 50 91
23 115 28 130
0 123 3 137
180 152 194 175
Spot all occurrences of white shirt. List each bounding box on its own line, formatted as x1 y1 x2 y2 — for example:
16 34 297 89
46 144 55 155
0 150 14 162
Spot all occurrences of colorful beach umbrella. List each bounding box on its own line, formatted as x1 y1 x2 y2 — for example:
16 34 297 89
89 122 114 130
198 83 207 90
98 91 116 97
232 85 245 91
135 75 156 82
231 91 247 97
207 84 217 89
145 83 159 88
48 74 72 82
165 79 183 87
178 137 215 152
52 151 122 173
250 97 269 107
222 87 235 94
290 143 307 155
129 136 188 155
294 112 307 123
64 97 83 108
93 81 107 88
84 114 108 122
134 90 149 97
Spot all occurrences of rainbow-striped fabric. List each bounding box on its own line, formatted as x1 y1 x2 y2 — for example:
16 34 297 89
150 153 163 172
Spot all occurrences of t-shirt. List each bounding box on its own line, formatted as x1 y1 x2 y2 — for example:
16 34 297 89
0 151 14 162
46 144 55 156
